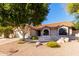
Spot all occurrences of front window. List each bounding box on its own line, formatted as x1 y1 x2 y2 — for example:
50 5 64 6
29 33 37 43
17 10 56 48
59 28 67 35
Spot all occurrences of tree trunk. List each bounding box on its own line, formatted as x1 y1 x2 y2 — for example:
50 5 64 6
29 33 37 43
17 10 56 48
22 32 26 41
19 24 30 41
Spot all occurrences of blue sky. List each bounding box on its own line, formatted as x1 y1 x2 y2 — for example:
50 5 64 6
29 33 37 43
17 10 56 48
42 3 75 24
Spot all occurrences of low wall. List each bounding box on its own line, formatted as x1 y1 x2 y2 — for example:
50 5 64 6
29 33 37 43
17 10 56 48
38 35 76 42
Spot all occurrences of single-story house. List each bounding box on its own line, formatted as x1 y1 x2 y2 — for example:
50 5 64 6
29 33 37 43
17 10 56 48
29 22 78 41
14 22 79 41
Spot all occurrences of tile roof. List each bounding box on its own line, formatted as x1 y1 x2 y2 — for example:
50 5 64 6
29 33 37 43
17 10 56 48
30 22 74 30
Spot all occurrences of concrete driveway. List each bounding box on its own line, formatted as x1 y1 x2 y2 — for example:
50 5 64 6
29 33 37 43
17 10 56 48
12 40 79 56
0 40 79 56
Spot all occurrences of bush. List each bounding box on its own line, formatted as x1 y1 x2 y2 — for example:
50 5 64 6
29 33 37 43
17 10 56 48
47 41 60 48
4 26 13 38
31 36 38 40
18 40 26 44
0 26 5 36
0 26 13 38
76 37 79 42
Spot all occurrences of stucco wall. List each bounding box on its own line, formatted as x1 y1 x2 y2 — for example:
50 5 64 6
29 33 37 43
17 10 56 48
69 28 72 35
50 26 70 36
31 26 73 40
50 29 58 36
44 26 72 40
50 29 59 40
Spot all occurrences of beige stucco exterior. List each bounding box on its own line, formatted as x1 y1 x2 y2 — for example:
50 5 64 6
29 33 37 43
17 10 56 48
69 28 72 35
31 26 73 40
40 26 72 36
30 26 73 40
50 29 58 36
30 26 73 36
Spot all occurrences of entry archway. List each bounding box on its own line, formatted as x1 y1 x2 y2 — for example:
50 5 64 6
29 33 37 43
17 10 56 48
43 29 49 35
41 28 50 36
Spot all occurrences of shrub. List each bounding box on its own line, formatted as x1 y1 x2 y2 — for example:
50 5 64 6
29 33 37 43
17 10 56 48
4 26 13 38
47 41 60 48
76 37 79 42
0 26 5 36
0 26 13 38
18 40 26 44
31 36 38 40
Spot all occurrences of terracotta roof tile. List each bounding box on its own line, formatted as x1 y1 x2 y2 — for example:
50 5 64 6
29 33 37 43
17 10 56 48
31 22 74 30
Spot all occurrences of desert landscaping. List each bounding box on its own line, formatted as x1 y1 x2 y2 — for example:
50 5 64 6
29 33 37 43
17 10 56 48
0 39 79 56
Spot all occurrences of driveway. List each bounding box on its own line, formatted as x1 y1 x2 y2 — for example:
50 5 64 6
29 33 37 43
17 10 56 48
12 40 79 56
0 40 79 56
0 38 20 45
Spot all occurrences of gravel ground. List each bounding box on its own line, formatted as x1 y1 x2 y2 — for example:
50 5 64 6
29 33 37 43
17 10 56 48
0 40 79 56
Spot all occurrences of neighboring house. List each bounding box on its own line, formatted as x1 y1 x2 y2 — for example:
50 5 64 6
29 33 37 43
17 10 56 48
29 22 77 41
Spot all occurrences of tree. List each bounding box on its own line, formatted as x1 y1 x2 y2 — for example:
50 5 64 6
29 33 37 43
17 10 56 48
74 22 79 30
0 3 49 26
26 3 49 26
0 3 49 40
67 3 79 30
0 3 11 26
